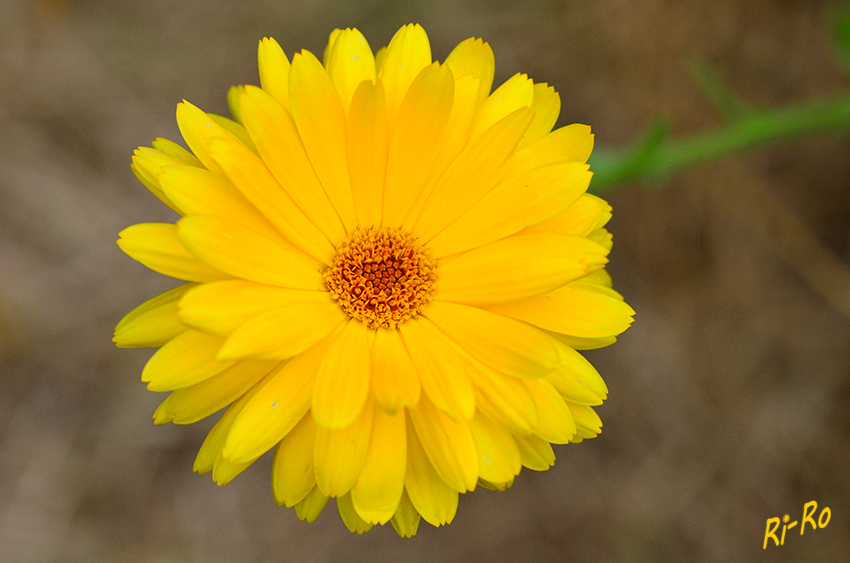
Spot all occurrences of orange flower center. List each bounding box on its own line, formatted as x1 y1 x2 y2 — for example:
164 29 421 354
324 227 437 329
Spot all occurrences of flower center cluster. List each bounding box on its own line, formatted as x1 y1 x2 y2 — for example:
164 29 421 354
324 227 437 329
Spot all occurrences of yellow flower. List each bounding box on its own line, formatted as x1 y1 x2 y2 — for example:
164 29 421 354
115 24 634 536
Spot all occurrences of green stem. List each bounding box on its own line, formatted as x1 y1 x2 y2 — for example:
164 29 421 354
589 92 850 192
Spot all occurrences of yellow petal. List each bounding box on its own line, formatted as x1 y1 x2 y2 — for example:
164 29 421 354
326 28 376 115
179 280 330 336
370 328 421 413
208 113 256 151
257 37 291 110
323 29 343 66
289 50 357 231
409 394 479 494
398 317 475 422
176 215 324 290
551 336 609 400
222 327 342 463
468 73 534 141
523 378 576 444
514 433 555 470
517 82 560 150
350 408 406 524
162 359 280 424
404 415 458 527
175 101 245 175
226 85 245 123
382 62 454 228
141 329 233 392
567 402 602 440
463 355 538 435
150 137 202 166
337 492 374 534
193 369 276 474
158 165 287 245
412 108 532 241
390 489 421 538
239 86 346 247
589 227 613 250
114 284 191 348
314 398 374 497
489 282 634 342
312 319 372 429
272 413 317 507
207 136 336 265
469 411 521 483
347 79 388 228
294 485 330 523
435 234 609 306
378 24 432 128
503 123 594 182
516 192 611 238
217 299 346 361
131 144 198 214
427 161 592 257
423 301 557 379
117 223 229 283
444 37 494 103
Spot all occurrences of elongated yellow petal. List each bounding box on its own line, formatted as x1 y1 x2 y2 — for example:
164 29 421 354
257 37 291 109
314 398 374 497
551 337 609 399
516 192 611 238
490 282 634 342
424 301 557 379
114 284 191 348
413 108 532 240
390 489 421 537
239 86 346 247
207 136 336 264
409 394 479 493
177 215 324 290
272 414 317 507
312 319 372 429
150 137 202 166
404 415 458 527
179 280 329 336
289 50 357 231
131 144 199 214
370 328 421 413
141 329 232 392
517 82 560 150
227 85 245 123
161 359 280 424
221 358 314 464
347 80 387 228
294 486 330 523
468 73 533 141
514 433 555 470
567 402 602 440
398 317 474 422
523 378 576 444
175 101 247 175
382 63 454 228
436 234 609 306
470 411 521 483
378 24 432 128
326 28 376 115
337 492 374 534
428 161 591 257
444 37 494 102
461 350 538 434
208 114 256 151
118 223 229 283
217 299 346 361
503 123 594 182
350 408 406 524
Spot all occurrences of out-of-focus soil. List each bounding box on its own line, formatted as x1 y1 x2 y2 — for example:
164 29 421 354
1 1 848 562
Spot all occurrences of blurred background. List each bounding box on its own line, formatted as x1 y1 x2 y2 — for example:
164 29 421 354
1 0 849 561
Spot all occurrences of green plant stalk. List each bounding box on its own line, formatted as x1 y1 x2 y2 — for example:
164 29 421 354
589 92 850 192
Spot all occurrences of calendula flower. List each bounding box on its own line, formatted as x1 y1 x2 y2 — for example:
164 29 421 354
115 24 634 537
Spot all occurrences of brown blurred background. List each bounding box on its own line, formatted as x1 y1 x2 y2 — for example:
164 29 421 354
1 0 849 561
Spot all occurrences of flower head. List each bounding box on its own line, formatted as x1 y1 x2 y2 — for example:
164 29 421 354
115 24 634 536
